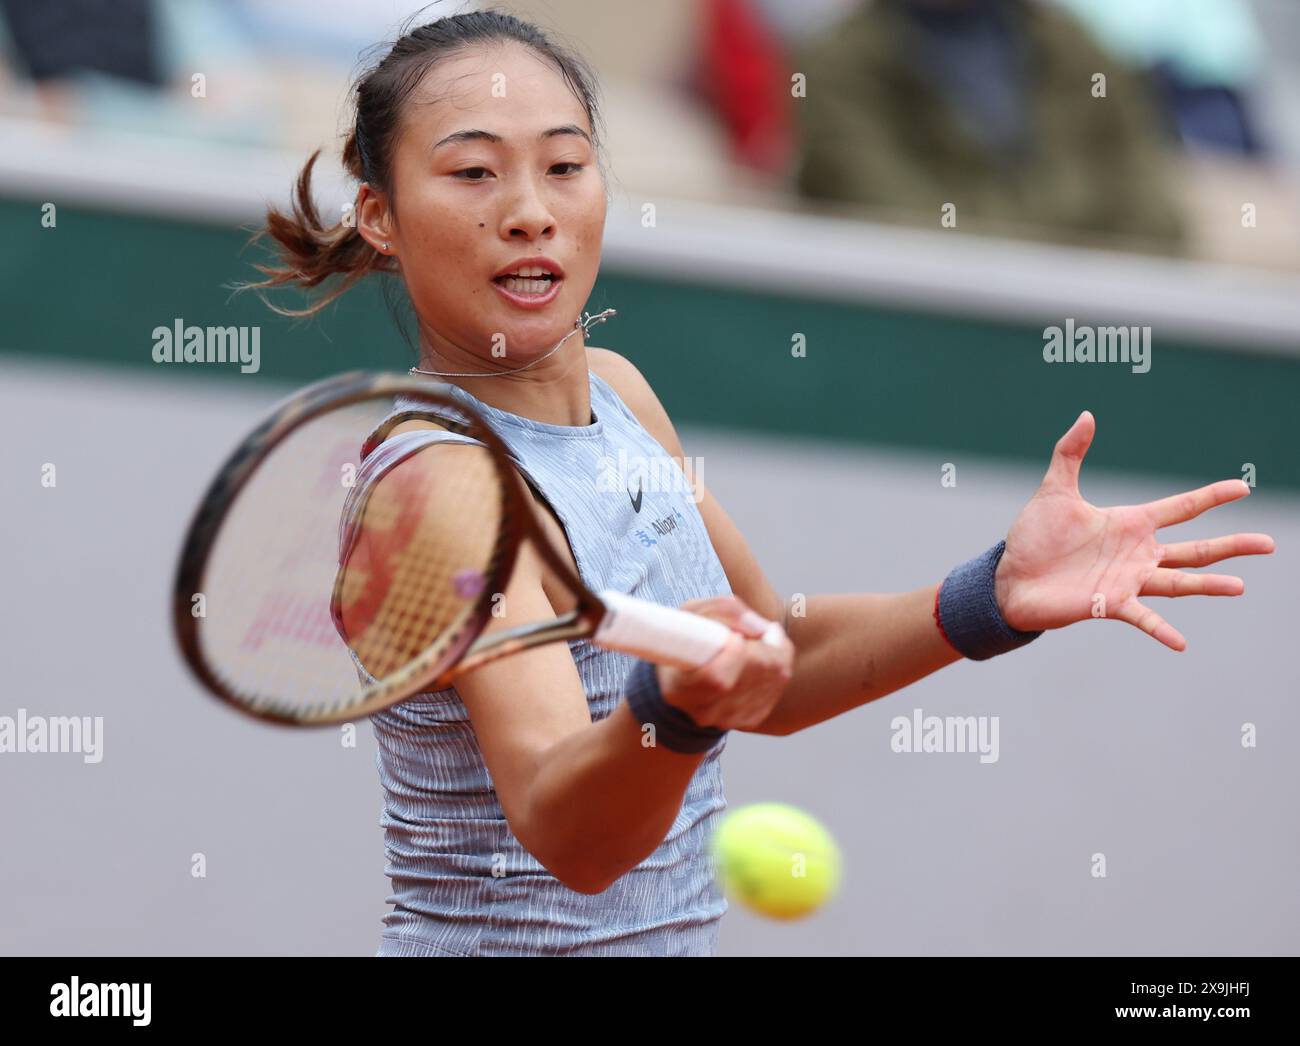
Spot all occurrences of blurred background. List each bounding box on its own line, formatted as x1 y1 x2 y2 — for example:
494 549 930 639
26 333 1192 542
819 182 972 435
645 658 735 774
0 0 1296 956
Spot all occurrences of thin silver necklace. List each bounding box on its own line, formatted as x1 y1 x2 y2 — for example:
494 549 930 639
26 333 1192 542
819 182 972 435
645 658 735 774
408 308 617 379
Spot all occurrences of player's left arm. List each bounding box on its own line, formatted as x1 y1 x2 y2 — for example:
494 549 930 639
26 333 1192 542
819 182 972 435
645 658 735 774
589 349 963 736
591 349 1277 737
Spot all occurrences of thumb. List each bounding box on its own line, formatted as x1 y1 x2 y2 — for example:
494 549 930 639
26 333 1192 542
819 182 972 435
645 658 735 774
1042 410 1095 496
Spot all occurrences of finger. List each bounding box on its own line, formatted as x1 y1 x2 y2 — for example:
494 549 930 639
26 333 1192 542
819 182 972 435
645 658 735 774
1140 568 1244 598
1041 410 1095 497
1159 532 1276 568
680 595 772 638
1114 599 1187 651
1145 479 1250 529
679 595 738 615
677 631 747 691
758 618 790 649
750 626 795 673
726 654 794 730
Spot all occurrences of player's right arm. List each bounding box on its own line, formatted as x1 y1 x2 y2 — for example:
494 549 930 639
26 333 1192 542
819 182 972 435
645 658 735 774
356 444 792 894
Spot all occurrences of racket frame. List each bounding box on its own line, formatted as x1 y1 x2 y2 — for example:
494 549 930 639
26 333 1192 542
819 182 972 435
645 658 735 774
173 371 612 725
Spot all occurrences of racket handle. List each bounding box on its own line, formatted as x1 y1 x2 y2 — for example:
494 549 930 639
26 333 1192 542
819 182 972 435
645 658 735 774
595 590 733 669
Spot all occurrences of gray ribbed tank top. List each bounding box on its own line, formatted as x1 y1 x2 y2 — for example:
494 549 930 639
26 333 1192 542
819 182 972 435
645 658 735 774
349 371 732 956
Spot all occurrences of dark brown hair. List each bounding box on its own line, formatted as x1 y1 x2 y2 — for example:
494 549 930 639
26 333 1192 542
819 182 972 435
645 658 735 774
244 9 602 317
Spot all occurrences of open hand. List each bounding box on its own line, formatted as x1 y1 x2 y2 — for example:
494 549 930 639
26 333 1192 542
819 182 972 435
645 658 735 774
994 411 1276 651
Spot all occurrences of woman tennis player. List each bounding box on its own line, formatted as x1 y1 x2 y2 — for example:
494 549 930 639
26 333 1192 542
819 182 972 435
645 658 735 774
249 10 1275 956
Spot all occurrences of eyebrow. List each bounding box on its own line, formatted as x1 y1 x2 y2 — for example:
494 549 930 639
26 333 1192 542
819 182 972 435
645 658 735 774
431 124 592 152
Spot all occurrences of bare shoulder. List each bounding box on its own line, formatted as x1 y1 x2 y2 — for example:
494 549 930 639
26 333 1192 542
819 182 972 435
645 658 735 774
585 346 649 400
585 346 683 456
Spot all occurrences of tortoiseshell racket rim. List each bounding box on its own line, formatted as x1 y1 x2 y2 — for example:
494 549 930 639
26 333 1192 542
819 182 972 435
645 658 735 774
171 371 535 727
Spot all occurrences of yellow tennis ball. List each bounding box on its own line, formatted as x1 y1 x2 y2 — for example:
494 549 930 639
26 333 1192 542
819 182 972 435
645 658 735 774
712 803 841 919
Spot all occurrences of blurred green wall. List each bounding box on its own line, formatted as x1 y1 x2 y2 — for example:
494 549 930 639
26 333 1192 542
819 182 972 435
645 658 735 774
2 197 1295 491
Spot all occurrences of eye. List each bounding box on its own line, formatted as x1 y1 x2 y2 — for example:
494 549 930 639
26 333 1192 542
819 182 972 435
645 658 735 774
549 162 584 176
452 166 493 181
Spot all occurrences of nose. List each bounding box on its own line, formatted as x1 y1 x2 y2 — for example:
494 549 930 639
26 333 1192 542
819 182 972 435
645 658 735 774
498 174 556 241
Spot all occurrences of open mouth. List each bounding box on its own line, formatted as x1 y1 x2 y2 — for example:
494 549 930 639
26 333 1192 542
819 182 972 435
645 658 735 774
490 260 565 309
492 266 560 297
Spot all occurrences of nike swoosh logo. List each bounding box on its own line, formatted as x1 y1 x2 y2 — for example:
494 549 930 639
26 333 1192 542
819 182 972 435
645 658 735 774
628 480 643 513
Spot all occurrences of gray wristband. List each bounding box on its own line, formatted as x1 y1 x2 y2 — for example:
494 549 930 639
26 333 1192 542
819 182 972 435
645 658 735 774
623 659 727 755
936 540 1043 661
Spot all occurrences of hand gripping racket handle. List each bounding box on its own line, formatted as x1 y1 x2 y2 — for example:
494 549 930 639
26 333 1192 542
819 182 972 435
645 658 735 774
594 590 784 670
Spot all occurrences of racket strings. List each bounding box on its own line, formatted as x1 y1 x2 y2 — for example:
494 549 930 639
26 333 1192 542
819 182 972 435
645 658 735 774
198 399 509 719
343 444 503 682
202 407 371 709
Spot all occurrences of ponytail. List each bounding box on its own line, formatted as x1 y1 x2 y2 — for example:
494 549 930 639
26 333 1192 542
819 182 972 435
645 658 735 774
242 147 394 318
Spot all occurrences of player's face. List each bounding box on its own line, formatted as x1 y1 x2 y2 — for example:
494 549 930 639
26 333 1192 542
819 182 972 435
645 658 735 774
385 42 606 364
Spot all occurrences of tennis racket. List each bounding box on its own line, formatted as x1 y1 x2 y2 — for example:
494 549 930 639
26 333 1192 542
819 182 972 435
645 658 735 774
173 371 742 726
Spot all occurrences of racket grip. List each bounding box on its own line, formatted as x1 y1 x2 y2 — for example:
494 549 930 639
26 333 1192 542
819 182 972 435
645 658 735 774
594 590 732 669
